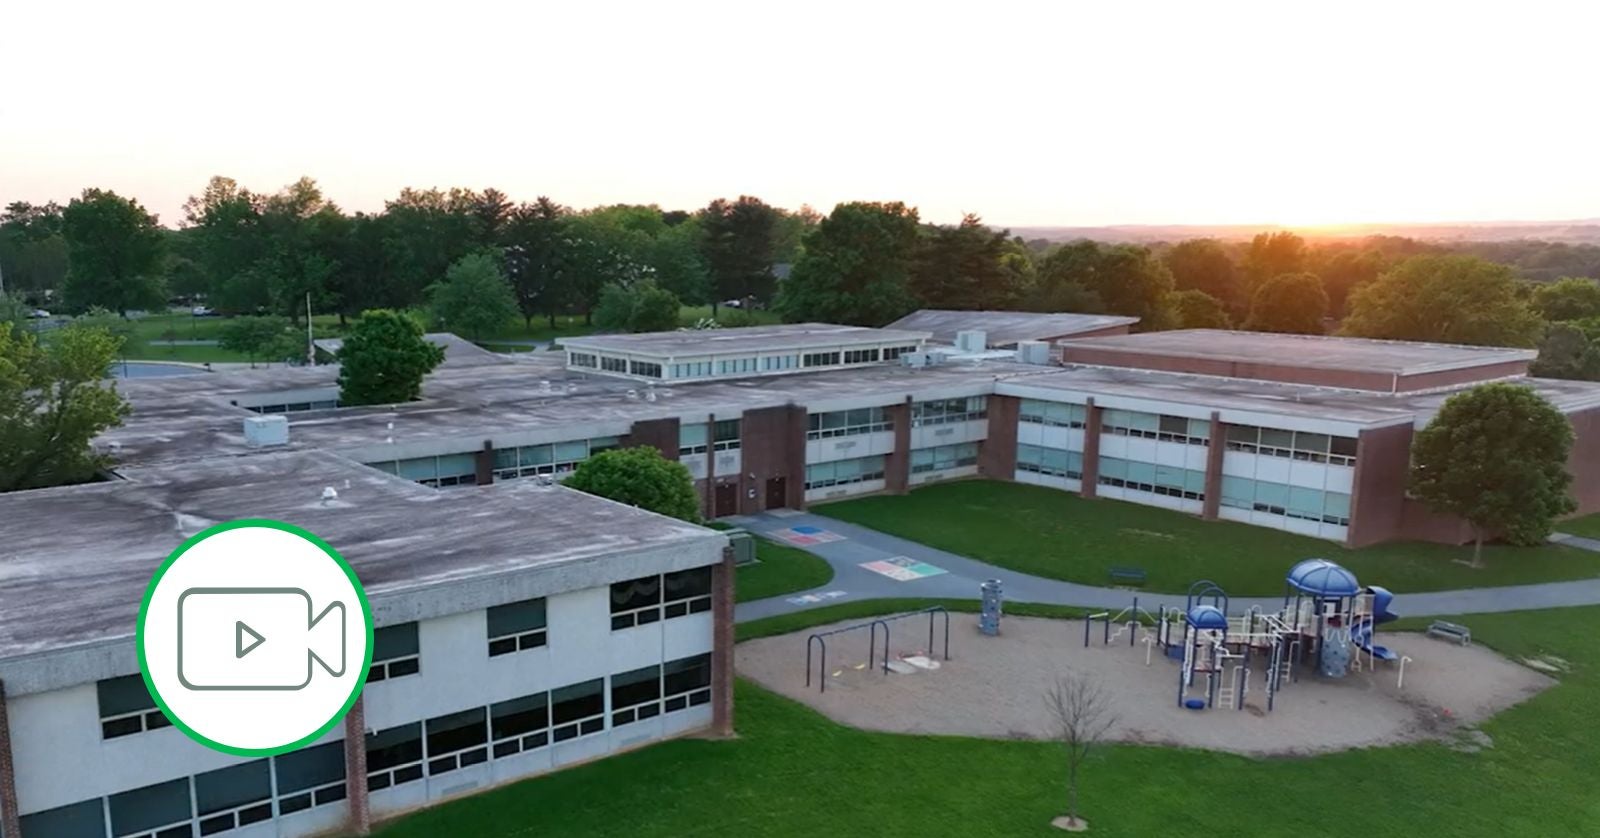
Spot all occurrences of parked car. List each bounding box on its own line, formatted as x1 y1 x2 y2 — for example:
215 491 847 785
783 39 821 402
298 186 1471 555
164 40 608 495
721 299 744 309
191 305 217 317
28 309 51 319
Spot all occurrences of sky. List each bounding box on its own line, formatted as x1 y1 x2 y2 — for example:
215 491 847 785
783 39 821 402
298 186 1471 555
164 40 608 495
4 0 1598 229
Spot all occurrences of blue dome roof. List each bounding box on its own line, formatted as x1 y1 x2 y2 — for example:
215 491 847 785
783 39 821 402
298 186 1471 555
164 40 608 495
1186 604 1229 630
1286 559 1360 597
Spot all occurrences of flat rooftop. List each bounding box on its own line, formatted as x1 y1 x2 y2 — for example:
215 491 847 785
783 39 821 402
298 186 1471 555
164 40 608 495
886 309 1138 346
560 323 931 357
314 332 512 368
0 450 720 662
1060 330 1537 375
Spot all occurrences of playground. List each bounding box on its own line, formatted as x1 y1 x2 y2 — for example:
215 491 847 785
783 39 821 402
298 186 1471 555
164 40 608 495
735 562 1557 757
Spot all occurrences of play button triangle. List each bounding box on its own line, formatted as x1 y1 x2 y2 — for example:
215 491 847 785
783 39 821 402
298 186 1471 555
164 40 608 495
236 621 265 659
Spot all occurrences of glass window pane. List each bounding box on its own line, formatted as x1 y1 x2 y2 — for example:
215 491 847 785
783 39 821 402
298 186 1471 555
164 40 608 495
665 567 712 600
611 576 661 612
436 453 476 477
1221 476 1253 506
97 674 155 717
553 440 588 462
1188 418 1211 439
1261 428 1294 448
366 723 423 771
679 423 708 448
1294 432 1331 453
20 799 105 838
714 420 740 442
276 742 345 794
611 665 662 709
1331 436 1359 457
109 778 192 836
1159 415 1187 434
488 598 546 637
664 654 712 694
1288 486 1324 517
1099 457 1127 480
426 707 487 755
397 457 437 481
552 679 604 724
373 623 418 661
521 445 553 466
1324 492 1352 519
1154 465 1185 488
491 692 549 739
493 448 518 470
1186 469 1208 494
1254 481 1289 507
196 759 271 815
1226 425 1258 444
1126 461 1157 484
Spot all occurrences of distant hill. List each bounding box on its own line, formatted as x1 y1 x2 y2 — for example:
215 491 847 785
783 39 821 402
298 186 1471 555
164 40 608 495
1010 220 1600 245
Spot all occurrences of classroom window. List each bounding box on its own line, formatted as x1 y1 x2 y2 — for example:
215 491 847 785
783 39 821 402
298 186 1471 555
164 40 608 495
20 798 108 838
1223 425 1357 466
804 455 887 489
551 679 605 742
910 442 979 473
663 653 714 712
368 623 420 682
1018 399 1087 428
664 566 714 618
629 360 662 378
678 422 708 455
382 453 478 488
1097 456 1206 500
1016 443 1083 479
601 356 627 373
195 759 273 835
490 692 551 758
425 707 489 776
912 396 988 426
610 665 663 727
802 351 841 367
1102 409 1208 445
610 574 662 630
487 598 548 657
569 352 598 368
882 345 917 361
806 407 892 439
366 723 424 791
842 348 880 364
109 778 192 838
713 419 741 451
98 674 170 739
274 741 347 815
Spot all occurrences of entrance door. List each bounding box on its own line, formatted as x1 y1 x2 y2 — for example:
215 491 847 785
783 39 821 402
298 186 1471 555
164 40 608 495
714 482 738 518
765 476 788 510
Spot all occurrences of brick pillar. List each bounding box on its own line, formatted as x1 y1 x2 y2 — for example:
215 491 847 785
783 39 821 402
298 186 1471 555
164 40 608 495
787 405 808 510
710 545 737 737
886 399 911 493
1202 412 1224 520
0 680 21 838
343 696 371 835
703 413 716 518
475 440 495 486
979 395 1020 479
1080 398 1101 498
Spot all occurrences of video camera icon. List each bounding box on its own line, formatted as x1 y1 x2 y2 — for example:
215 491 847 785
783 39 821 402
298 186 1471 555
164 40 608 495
176 588 347 691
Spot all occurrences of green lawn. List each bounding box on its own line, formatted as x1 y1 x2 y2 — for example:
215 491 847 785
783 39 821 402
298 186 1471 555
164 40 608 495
734 536 835 603
812 480 1600 595
377 604 1599 837
1556 512 1600 540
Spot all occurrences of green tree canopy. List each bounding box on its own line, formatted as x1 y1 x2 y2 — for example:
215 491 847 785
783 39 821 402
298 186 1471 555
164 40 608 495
218 315 300 368
1530 323 1600 381
428 252 518 341
563 446 700 523
1242 231 1306 290
1167 289 1232 330
60 188 167 315
910 214 1024 310
502 197 570 328
1163 239 1240 309
1532 277 1600 323
699 196 779 311
1034 241 1173 328
775 201 921 325
1409 382 1576 563
1341 255 1543 347
0 322 131 491
336 309 445 405
593 280 681 333
0 201 69 297
1244 272 1327 335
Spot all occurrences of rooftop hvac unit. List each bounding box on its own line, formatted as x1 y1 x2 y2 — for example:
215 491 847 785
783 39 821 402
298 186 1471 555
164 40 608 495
243 414 289 447
955 329 988 353
899 352 939 368
1015 340 1052 365
724 529 758 566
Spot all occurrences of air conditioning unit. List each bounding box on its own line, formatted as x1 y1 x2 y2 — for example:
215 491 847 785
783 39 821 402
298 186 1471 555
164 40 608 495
243 415 289 447
955 330 988 352
1016 340 1052 365
900 352 932 368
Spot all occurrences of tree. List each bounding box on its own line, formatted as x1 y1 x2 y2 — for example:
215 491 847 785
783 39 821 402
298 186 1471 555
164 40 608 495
60 189 167 315
1167 289 1231 329
1034 241 1173 328
563 446 700 523
336 309 445 406
593 281 681 333
428 252 518 341
1043 671 1118 832
0 201 69 297
1532 277 1600 323
0 294 30 340
1309 246 1384 316
379 187 482 309
0 323 131 492
910 214 1024 310
1244 272 1327 334
1530 323 1600 381
502 198 570 328
1409 383 1575 565
1242 231 1306 290
218 315 299 368
1341 255 1543 347
774 202 920 325
699 196 778 312
1164 239 1240 309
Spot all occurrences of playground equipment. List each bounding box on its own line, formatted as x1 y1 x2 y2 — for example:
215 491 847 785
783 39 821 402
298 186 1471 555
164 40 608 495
980 579 1003 636
804 606 951 693
1083 597 1155 649
1172 581 1252 711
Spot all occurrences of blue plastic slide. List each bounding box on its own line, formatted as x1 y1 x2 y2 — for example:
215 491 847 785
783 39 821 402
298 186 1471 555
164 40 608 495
1350 616 1398 661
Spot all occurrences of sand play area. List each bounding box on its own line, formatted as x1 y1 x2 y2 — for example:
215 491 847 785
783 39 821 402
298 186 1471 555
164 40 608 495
737 612 1556 756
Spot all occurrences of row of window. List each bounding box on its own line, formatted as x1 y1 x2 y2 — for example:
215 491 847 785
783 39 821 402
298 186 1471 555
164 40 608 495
490 436 622 481
807 407 892 440
910 442 978 474
610 568 715 630
246 399 338 415
1017 443 1085 479
601 357 627 373
1102 409 1211 445
1019 399 1087 428
569 352 598 368
1221 477 1352 526
804 455 887 490
802 351 841 367
368 453 480 487
912 396 987 426
1225 425 1358 466
630 360 663 378
678 421 740 456
23 740 345 838
1098 456 1208 501
671 361 714 378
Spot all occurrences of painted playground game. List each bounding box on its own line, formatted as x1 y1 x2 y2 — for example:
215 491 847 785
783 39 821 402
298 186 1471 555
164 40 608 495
736 560 1555 757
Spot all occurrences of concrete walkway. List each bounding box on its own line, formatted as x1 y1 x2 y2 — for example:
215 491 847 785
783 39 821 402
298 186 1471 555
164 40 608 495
1550 531 1600 553
732 511 1600 624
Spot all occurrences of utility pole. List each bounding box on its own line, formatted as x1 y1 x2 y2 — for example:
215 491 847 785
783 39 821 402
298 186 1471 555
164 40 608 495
306 292 315 366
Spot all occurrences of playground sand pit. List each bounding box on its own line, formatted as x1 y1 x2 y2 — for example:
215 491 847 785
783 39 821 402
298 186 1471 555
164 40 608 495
736 614 1556 757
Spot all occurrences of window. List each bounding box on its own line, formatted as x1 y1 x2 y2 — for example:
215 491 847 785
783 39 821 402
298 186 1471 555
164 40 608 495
610 665 663 727
882 345 917 361
274 741 346 815
490 692 550 758
368 623 420 682
551 679 605 742
487 598 548 656
629 360 662 378
679 422 708 456
1016 443 1083 479
1018 399 1086 428
569 352 598 368
802 351 841 367
194 759 272 835
20 798 106 838
380 453 478 488
492 436 613 480
1220 477 1351 526
1097 456 1206 500
913 396 987 426
1223 425 1357 466
109 778 192 838
1102 409 1208 445
664 566 713 618
804 456 887 489
911 442 978 474
366 723 424 791
98 674 170 739
716 357 757 374
843 348 880 364
671 360 712 378
663 653 713 712
610 574 661 630
601 356 627 373
806 407 891 439
762 354 797 371
426 707 489 776
713 419 741 451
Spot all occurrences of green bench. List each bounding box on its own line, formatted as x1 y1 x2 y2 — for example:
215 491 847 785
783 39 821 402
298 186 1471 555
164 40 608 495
1109 566 1147 586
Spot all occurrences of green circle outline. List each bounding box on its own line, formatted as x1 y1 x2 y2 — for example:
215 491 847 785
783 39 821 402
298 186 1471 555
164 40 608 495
135 518 375 757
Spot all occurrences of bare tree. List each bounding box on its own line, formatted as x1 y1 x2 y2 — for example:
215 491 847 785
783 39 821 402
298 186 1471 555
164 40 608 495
1044 671 1119 830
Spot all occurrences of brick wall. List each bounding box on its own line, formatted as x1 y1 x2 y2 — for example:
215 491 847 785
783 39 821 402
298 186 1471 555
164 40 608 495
739 404 807 513
627 417 681 461
1345 423 1413 547
979 395 1019 478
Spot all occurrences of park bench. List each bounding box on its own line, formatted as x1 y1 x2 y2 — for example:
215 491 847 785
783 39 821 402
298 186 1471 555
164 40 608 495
1109 566 1147 586
1427 620 1472 645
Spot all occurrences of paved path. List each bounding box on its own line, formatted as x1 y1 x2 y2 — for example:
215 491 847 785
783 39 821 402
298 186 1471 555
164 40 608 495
1550 531 1600 553
732 511 1600 624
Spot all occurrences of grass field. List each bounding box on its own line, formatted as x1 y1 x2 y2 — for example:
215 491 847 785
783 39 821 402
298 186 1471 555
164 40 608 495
1556 512 1600 540
734 536 835 603
377 603 1599 837
812 480 1600 595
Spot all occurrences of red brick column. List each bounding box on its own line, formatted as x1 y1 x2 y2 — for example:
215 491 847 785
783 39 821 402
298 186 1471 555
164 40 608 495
475 440 495 485
1080 398 1102 498
1202 412 1224 520
710 545 737 737
703 413 716 518
0 680 21 838
343 696 371 835
979 395 1020 479
886 400 911 494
